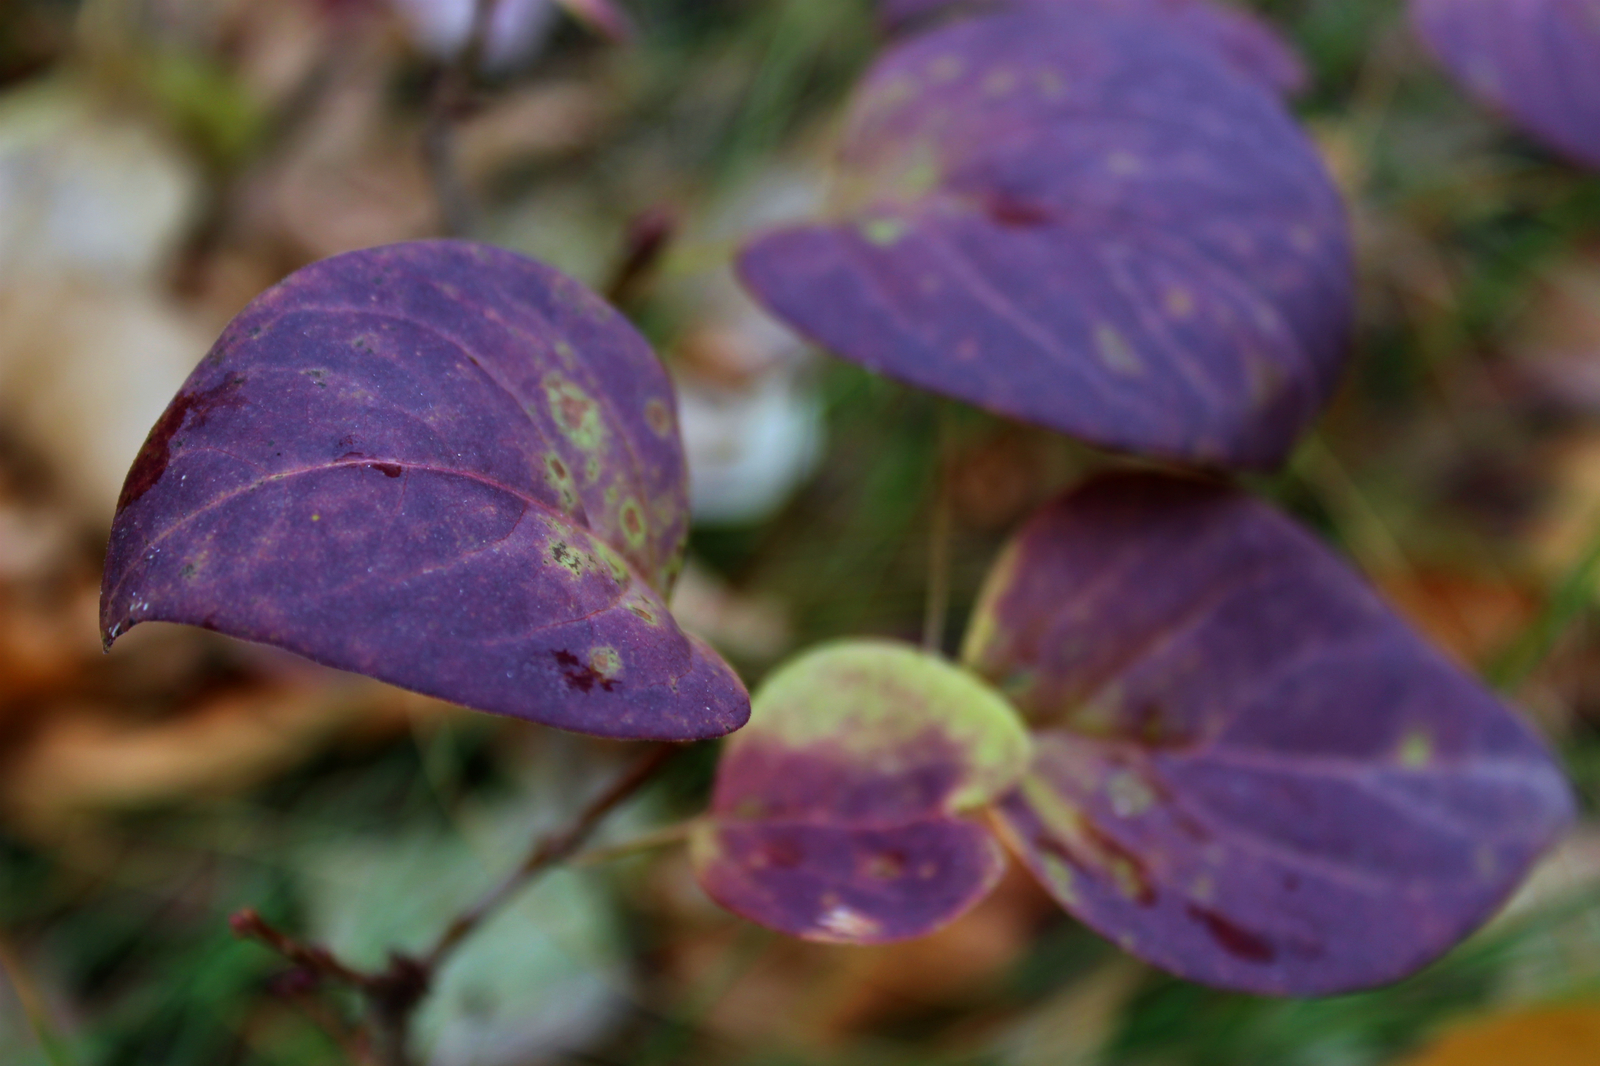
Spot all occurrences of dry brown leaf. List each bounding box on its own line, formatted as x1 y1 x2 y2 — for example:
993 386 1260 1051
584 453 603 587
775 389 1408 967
1377 568 1538 667
0 677 445 840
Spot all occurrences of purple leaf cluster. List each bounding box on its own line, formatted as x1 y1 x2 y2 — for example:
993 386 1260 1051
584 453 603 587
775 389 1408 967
702 476 1573 995
709 0 1575 998
102 241 749 741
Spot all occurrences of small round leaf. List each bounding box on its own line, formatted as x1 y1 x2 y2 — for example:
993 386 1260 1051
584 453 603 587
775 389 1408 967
739 4 1352 470
102 241 749 741
966 474 1574 995
1414 0 1600 171
693 640 1030 943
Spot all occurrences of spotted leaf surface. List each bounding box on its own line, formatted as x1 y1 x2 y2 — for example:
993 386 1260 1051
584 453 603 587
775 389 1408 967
878 0 1308 97
966 474 1573 995
1414 0 1600 171
102 241 748 741
693 641 1030 943
740 4 1349 471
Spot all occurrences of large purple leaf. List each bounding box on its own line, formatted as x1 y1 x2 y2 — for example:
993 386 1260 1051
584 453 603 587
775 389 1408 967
693 641 1030 943
739 5 1351 471
101 241 748 741
1414 0 1600 171
965 474 1573 995
878 0 1308 97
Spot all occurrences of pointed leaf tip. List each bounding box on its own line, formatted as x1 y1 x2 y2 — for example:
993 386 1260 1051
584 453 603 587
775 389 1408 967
101 240 748 741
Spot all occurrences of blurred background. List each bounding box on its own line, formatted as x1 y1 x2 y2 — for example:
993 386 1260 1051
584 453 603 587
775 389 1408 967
0 0 1598 1063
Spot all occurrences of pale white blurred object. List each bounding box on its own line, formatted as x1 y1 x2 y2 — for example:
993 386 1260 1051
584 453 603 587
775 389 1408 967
0 81 207 527
671 166 829 527
0 82 200 285
392 0 559 70
300 751 630 1066
678 361 823 525
0 285 209 526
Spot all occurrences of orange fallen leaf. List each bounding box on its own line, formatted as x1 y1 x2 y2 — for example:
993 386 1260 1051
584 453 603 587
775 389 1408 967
1395 1006 1600 1066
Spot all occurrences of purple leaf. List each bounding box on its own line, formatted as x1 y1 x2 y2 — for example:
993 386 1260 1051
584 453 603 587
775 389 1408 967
101 241 749 742
965 474 1574 995
1413 0 1600 171
878 0 1308 97
739 4 1352 471
693 641 1031 943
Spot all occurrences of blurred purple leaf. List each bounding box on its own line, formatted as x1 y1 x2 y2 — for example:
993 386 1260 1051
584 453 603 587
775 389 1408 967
693 641 1030 943
739 5 1352 471
965 474 1573 995
1413 0 1600 171
102 241 748 742
878 0 1307 97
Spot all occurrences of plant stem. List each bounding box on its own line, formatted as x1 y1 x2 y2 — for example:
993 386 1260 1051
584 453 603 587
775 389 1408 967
420 742 678 970
569 818 696 867
422 0 502 237
923 406 956 655
1488 511 1600 690
231 742 680 1066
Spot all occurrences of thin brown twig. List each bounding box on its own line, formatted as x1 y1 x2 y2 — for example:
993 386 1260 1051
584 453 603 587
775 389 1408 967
272 974 376 1066
230 742 680 1066
231 910 377 990
421 742 679 969
422 0 503 237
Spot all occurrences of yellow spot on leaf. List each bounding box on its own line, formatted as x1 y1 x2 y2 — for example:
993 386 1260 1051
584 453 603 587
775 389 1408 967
1095 324 1144 376
1399 729 1434 768
1107 151 1143 176
930 55 964 82
589 646 622 680
983 69 1017 96
544 374 606 451
1106 770 1157 818
861 216 909 247
545 453 579 512
620 498 648 550
1164 287 1196 319
1034 68 1066 98
644 397 674 438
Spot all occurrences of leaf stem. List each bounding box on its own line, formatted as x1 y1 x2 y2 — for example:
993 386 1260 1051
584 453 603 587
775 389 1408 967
569 818 696 867
923 406 956 655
